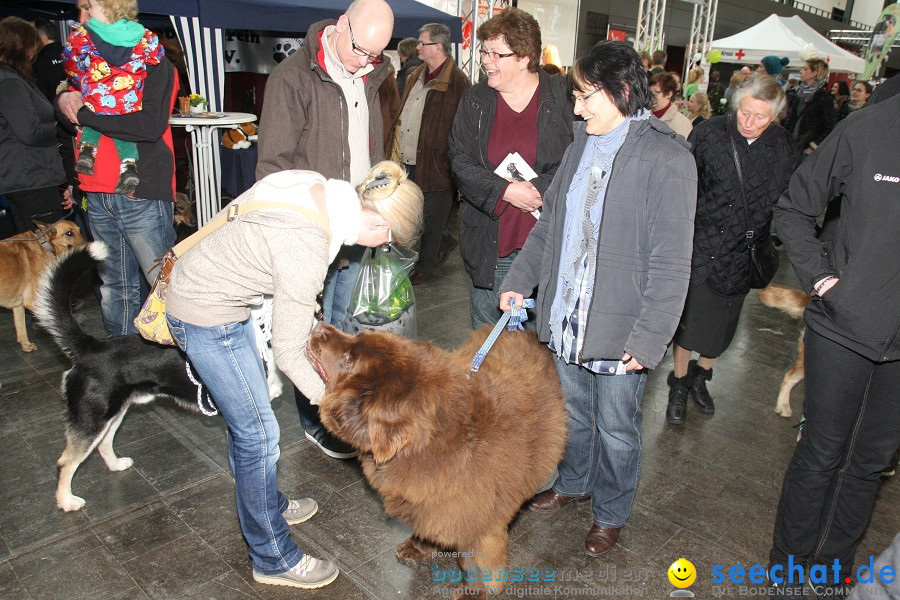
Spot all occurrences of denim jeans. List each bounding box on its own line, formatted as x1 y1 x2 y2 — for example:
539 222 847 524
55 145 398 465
552 356 647 528
295 244 367 431
769 328 900 580
166 315 303 575
470 251 535 330
87 192 175 337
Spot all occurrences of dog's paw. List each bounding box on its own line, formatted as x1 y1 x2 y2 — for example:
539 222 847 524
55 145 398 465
58 495 86 512
774 402 793 418
395 537 433 564
107 457 134 471
20 341 37 352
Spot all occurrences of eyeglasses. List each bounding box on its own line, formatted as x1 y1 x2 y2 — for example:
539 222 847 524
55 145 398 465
416 41 440 47
346 19 380 62
572 88 601 104
478 48 516 61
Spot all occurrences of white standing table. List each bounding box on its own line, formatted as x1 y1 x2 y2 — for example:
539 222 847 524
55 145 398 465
169 112 257 227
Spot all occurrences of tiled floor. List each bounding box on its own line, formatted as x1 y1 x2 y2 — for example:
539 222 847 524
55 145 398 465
0 208 896 599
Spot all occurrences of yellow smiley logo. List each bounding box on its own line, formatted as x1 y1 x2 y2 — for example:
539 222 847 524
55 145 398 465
668 558 697 588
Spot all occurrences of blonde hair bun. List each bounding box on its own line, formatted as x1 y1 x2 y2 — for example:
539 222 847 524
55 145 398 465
357 161 424 249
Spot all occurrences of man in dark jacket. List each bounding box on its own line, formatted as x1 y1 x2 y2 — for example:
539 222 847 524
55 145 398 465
392 23 469 283
500 41 697 558
256 0 396 461
768 93 900 598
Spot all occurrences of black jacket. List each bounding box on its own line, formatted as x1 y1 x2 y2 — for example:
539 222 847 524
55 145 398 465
396 57 422 97
0 65 66 194
448 70 574 288
774 94 900 362
688 115 799 296
784 86 836 152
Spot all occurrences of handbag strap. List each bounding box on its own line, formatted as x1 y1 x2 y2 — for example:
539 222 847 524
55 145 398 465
171 197 330 258
728 130 756 247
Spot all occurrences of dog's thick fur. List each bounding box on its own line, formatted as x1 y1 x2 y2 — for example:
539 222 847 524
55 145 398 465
307 322 568 595
0 220 85 352
34 244 205 511
758 284 810 418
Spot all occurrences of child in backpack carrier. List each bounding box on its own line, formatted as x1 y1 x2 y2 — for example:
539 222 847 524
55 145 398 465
63 0 164 195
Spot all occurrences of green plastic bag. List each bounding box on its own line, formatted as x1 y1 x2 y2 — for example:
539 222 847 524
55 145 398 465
344 245 417 336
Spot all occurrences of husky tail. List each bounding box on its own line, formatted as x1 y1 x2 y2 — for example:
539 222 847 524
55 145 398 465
34 243 108 359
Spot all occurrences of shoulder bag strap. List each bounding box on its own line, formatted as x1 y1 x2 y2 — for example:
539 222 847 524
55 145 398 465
728 133 755 247
171 194 330 258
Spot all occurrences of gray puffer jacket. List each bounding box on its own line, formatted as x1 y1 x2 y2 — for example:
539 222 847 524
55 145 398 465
500 119 697 369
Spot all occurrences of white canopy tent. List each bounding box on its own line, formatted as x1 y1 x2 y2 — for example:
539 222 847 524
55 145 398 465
711 14 865 73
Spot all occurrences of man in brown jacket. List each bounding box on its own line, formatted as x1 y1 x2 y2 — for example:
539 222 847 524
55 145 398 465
256 0 397 460
391 23 470 283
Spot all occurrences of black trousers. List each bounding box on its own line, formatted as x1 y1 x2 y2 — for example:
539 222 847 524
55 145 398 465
6 186 65 234
769 327 900 580
404 164 455 275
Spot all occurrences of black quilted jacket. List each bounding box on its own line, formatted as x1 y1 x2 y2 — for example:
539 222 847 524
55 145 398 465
688 115 799 296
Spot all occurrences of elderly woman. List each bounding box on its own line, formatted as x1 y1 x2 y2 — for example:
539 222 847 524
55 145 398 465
500 41 696 556
666 76 800 425
0 17 67 233
166 162 423 590
649 71 693 139
784 58 836 155
448 7 573 328
687 91 712 126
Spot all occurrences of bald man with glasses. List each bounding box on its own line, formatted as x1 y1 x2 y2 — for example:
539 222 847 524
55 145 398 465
257 0 401 461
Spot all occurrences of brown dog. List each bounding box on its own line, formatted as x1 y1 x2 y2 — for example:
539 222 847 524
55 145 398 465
173 192 196 227
307 323 567 596
0 220 86 352
758 284 810 418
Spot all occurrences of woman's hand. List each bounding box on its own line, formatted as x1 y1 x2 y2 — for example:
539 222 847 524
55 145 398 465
815 276 839 296
503 181 542 213
61 187 74 210
58 91 84 125
499 291 525 313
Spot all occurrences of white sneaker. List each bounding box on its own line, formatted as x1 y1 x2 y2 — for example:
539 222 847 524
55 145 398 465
282 498 317 525
253 555 339 589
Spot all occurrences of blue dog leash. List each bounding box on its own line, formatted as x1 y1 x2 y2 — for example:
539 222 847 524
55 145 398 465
470 298 536 373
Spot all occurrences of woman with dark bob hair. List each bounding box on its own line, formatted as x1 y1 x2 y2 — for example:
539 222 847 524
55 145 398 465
499 41 696 556
0 16 67 232
449 7 574 329
666 75 800 425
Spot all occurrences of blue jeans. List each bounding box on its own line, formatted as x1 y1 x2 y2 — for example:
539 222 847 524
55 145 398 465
552 356 646 528
470 251 535 330
87 192 175 337
166 315 303 575
321 244 366 328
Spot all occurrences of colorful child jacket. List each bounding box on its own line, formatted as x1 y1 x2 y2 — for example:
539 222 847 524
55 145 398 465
63 22 164 116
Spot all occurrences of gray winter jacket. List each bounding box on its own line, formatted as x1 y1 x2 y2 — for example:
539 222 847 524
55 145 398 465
500 118 697 369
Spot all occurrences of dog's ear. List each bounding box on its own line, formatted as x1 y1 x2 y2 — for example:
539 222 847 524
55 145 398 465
367 410 411 464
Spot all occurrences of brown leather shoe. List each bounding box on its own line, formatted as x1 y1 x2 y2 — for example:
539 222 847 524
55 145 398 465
584 525 621 557
527 489 590 512
409 270 433 285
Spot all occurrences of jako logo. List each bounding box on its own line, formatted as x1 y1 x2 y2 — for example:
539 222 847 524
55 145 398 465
874 173 900 182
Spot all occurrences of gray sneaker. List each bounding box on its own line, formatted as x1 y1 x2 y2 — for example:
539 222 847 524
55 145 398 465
253 555 339 589
283 498 317 525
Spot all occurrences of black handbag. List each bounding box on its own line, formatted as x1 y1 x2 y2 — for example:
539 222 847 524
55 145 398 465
730 137 779 289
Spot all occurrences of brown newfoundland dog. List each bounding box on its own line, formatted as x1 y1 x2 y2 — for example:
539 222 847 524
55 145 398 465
307 322 567 595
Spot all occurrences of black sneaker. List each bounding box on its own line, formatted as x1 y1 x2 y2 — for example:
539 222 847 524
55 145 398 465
305 426 358 459
114 161 140 196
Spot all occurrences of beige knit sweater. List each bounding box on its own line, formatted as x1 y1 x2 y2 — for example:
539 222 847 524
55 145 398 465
167 170 360 404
